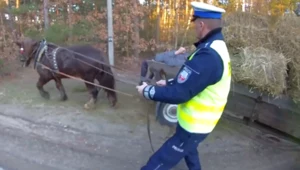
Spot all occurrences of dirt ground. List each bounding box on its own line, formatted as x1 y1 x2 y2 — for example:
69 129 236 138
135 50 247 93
0 65 299 170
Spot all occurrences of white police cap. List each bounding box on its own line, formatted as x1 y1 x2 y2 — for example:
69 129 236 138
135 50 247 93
191 2 225 19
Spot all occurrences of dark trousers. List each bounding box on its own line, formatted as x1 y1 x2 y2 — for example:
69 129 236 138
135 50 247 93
140 60 154 84
141 124 209 170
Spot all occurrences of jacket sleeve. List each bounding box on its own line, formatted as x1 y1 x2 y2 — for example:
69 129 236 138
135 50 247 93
154 50 176 63
143 48 224 104
164 56 186 66
164 52 189 66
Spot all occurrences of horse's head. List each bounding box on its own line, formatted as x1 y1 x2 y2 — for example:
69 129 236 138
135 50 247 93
14 38 39 67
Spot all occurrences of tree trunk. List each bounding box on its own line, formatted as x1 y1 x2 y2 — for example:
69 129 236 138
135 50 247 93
16 0 19 8
5 2 15 32
43 0 49 30
0 12 6 51
67 0 73 43
156 0 160 45
181 9 193 47
185 0 189 17
174 0 179 49
133 0 140 58
168 0 172 44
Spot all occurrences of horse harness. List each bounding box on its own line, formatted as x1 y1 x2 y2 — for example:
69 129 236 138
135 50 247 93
34 39 61 74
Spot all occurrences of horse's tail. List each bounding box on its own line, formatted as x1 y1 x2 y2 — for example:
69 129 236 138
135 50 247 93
96 64 117 107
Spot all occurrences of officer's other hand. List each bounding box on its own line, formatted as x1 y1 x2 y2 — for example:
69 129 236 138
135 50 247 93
156 80 166 86
136 82 148 95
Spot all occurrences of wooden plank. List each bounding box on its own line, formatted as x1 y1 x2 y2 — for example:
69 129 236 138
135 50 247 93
256 102 300 139
224 91 257 119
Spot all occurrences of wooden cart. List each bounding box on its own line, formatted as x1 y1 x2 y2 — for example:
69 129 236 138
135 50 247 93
146 60 300 140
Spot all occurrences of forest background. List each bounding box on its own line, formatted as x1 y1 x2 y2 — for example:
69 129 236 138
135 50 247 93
1 0 300 101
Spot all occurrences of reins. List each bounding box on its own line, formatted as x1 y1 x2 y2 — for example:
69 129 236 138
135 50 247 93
33 41 140 86
51 43 141 77
38 63 134 97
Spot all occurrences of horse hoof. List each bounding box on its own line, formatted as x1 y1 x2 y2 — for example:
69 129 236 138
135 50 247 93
84 103 95 110
60 95 68 101
42 92 50 100
84 103 89 109
110 102 116 108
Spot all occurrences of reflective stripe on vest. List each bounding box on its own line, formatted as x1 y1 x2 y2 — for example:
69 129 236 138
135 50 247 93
177 40 231 134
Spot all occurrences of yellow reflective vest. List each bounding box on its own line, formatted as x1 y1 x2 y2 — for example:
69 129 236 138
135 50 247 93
177 40 231 134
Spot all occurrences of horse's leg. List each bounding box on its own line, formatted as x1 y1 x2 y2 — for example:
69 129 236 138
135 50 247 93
54 78 68 101
83 81 99 110
36 76 51 99
96 74 117 107
105 88 117 107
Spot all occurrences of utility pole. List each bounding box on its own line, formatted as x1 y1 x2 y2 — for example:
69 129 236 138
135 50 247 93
107 0 114 66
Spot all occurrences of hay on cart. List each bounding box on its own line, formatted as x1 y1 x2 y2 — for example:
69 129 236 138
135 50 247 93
231 47 289 97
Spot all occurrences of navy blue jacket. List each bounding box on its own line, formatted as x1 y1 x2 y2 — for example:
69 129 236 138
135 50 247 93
143 28 224 104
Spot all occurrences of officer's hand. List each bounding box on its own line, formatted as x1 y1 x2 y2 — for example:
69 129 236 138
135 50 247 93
136 82 148 95
156 80 166 86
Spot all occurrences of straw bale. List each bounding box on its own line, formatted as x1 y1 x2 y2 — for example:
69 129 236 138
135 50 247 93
271 16 300 101
223 12 272 55
231 47 289 96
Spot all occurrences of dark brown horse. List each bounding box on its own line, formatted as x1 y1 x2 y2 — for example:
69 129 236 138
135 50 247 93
14 37 117 109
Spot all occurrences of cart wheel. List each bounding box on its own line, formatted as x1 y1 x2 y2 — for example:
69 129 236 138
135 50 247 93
155 102 178 127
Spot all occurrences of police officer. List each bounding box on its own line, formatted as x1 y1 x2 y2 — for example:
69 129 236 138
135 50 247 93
136 1 231 170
